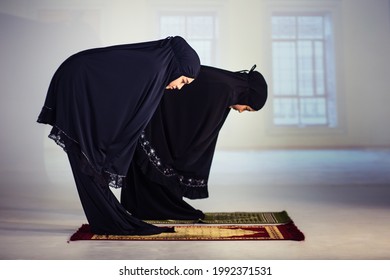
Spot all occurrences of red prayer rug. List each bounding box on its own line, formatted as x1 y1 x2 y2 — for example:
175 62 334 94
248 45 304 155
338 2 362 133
69 222 305 241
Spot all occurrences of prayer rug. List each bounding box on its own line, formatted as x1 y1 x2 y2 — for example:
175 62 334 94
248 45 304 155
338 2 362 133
69 211 305 241
144 211 292 225
70 223 304 241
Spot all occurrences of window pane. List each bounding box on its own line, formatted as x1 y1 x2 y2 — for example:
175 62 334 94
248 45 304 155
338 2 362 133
272 16 296 39
273 98 299 125
297 41 314 96
187 16 214 39
298 16 324 39
273 41 297 96
300 98 327 125
315 41 325 95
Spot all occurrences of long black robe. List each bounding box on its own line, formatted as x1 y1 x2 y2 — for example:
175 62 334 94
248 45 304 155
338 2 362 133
121 65 267 220
37 36 200 234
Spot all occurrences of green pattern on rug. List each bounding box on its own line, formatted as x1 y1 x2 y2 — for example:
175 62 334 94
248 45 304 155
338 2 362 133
144 211 292 224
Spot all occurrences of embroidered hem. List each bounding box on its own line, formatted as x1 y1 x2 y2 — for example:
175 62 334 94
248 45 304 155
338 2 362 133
48 126 125 189
136 131 209 199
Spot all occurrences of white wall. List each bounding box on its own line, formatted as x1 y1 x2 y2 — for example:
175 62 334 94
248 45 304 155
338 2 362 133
1 0 389 177
339 0 390 148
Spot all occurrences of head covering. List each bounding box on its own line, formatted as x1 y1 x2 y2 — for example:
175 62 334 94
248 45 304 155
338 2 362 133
168 36 201 81
230 65 268 111
128 65 268 203
37 36 200 188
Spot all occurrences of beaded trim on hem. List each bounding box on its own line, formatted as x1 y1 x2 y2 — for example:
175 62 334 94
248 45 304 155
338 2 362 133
139 131 207 189
48 126 126 189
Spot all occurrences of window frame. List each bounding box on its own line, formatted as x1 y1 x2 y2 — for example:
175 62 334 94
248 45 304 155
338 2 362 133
272 12 333 127
265 1 345 135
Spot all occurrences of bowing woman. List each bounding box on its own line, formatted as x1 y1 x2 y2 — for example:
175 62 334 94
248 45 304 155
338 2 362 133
37 36 200 235
121 65 268 220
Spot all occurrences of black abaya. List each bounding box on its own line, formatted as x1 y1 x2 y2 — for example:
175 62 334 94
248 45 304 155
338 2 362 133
67 143 170 234
121 65 267 220
37 36 200 234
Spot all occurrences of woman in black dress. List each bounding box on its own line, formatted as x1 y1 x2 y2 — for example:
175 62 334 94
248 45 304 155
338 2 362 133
37 36 200 235
121 65 268 221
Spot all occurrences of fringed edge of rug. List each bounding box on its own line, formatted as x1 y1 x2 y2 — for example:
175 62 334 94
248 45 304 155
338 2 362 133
277 222 305 241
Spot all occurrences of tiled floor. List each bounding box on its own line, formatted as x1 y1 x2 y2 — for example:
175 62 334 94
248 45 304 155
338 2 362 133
1 149 390 260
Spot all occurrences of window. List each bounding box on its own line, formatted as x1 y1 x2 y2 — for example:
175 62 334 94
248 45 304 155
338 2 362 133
272 14 337 127
159 13 217 66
